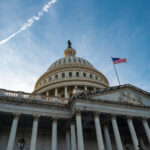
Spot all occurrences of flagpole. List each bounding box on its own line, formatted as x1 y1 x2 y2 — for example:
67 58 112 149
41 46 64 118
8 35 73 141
111 57 120 85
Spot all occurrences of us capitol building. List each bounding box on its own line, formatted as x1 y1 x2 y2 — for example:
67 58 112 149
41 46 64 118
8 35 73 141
0 41 150 150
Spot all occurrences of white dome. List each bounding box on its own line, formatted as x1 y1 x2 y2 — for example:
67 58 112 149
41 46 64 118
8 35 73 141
47 56 94 72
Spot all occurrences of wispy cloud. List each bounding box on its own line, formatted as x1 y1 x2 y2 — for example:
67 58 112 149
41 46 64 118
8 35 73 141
0 0 57 45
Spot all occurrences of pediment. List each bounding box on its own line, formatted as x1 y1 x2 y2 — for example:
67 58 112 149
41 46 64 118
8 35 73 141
91 85 150 106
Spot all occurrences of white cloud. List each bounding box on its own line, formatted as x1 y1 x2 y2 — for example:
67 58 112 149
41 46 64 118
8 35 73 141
0 0 57 45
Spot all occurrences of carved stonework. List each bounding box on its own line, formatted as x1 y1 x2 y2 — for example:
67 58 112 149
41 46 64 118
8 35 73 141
119 91 143 105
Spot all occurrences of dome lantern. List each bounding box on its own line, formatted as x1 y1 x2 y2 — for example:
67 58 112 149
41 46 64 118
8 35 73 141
64 40 76 57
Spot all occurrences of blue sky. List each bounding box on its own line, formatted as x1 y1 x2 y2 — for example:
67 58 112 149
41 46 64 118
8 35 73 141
0 0 150 92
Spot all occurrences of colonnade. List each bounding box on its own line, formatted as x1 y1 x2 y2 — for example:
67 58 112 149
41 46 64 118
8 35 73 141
6 112 150 150
46 85 89 98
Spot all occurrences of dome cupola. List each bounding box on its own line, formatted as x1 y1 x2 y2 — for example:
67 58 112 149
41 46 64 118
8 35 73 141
64 40 76 57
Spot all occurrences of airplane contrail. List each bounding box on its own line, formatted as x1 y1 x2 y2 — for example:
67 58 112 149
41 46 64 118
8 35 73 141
0 0 57 45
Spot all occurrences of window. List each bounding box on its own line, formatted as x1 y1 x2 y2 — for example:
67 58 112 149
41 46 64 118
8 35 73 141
83 73 86 77
55 74 58 79
64 59 66 63
69 58 71 63
74 59 76 62
69 72 72 77
59 60 61 64
62 73 65 78
78 59 81 63
76 72 79 77
95 76 98 80
49 77 51 81
90 74 92 78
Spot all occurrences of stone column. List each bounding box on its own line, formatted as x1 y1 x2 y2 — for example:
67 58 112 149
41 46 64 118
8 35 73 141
127 117 139 150
76 112 84 150
65 86 68 99
142 119 150 144
111 116 123 150
94 113 104 150
66 129 71 150
7 113 20 150
51 119 57 150
70 122 77 150
104 124 112 150
46 91 49 96
84 86 87 91
139 137 146 150
30 115 39 150
55 88 58 97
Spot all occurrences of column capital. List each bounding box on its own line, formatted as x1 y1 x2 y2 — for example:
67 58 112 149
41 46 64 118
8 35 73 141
52 116 59 120
93 112 100 118
33 114 40 121
111 114 116 120
76 111 82 116
141 116 149 120
13 112 21 119
126 116 133 121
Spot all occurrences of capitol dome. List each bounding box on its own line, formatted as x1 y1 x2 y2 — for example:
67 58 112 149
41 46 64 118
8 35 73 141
33 41 109 99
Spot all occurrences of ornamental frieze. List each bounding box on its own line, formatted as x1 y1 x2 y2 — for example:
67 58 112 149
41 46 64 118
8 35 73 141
119 91 143 105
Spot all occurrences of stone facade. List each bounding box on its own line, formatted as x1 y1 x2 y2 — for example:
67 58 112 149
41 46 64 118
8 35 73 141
0 44 150 150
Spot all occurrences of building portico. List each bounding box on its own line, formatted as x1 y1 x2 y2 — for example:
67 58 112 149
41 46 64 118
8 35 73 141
0 84 150 150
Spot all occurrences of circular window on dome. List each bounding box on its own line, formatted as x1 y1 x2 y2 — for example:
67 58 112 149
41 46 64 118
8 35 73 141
90 74 92 78
69 72 72 77
76 72 79 77
62 73 65 78
83 73 86 77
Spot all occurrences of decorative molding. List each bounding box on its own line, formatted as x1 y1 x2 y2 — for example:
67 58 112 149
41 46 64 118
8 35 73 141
119 91 143 105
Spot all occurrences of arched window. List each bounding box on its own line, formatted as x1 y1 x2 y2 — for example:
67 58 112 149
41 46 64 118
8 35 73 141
62 73 65 78
95 76 98 80
55 74 58 79
90 74 92 78
76 72 79 77
78 59 81 63
69 72 72 77
49 77 51 81
83 73 86 77
69 58 71 63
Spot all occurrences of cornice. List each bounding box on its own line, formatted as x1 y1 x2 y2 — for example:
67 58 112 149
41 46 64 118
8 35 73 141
70 84 150 99
0 96 68 110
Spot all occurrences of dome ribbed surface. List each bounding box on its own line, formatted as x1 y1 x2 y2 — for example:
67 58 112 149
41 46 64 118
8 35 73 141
47 56 94 71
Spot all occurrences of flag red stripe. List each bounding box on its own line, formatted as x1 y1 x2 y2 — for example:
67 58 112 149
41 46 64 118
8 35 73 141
113 58 126 64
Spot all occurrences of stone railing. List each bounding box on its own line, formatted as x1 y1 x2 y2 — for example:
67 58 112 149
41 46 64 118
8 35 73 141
0 89 68 103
